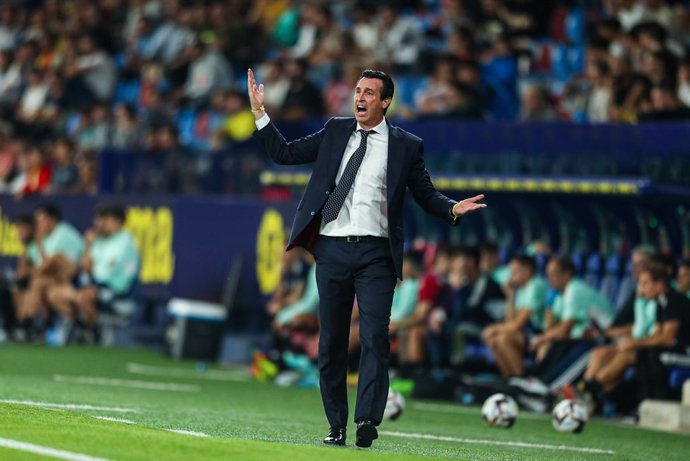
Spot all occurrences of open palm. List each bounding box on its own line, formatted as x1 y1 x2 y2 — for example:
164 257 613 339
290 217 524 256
452 194 487 217
247 68 264 111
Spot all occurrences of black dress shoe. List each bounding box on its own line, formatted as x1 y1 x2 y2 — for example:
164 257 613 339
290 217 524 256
355 420 378 448
323 427 346 446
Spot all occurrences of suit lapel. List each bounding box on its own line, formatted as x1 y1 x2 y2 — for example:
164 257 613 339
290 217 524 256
386 122 405 204
325 119 357 187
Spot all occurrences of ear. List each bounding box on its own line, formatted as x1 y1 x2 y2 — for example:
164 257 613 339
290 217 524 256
382 98 392 109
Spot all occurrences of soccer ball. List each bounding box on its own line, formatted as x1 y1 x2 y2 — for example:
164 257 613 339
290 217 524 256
552 399 588 433
383 389 405 421
481 393 518 428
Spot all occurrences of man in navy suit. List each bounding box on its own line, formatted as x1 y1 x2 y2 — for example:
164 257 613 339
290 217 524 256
248 68 486 448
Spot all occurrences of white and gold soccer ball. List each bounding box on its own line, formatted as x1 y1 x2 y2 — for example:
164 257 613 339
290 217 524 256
552 399 588 433
481 393 518 428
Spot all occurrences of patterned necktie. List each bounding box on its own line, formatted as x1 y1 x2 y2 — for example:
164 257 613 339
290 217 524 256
321 129 372 224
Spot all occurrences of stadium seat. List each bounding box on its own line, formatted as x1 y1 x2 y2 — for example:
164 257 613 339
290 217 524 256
584 252 603 289
114 80 141 105
600 253 624 306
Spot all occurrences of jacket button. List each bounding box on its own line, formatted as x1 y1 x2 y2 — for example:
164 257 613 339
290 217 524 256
310 211 316 216
325 190 330 195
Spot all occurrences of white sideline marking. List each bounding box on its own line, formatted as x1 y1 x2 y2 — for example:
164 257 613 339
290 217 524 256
53 374 200 393
126 362 249 382
93 416 137 424
166 429 210 438
412 402 545 420
0 399 138 413
380 431 615 455
0 437 113 461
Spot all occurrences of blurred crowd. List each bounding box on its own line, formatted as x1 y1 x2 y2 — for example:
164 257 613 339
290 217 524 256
258 240 690 417
0 202 140 345
0 1 690 196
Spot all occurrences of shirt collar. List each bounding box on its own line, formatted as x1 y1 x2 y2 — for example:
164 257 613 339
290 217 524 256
356 117 388 137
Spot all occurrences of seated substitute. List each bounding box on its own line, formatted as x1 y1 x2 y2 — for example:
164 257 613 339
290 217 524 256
483 255 549 377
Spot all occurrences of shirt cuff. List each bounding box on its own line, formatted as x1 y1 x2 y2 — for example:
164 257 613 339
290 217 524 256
255 113 270 131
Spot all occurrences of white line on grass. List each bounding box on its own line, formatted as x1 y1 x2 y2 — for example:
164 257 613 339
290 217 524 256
93 416 137 424
53 375 200 392
126 362 249 382
0 437 113 461
166 429 210 437
412 402 546 420
0 399 138 413
380 431 615 455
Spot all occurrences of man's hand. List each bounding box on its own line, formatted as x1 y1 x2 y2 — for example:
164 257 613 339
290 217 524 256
616 337 637 353
452 194 487 218
247 68 265 120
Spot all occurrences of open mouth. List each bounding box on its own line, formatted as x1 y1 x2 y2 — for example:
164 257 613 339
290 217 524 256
356 104 367 115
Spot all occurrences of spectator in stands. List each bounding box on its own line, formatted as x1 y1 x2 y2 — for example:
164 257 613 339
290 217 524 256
376 3 422 74
110 103 144 150
0 129 18 192
183 39 233 107
76 104 111 151
415 56 459 117
482 34 519 120
15 68 49 138
49 138 79 194
483 255 549 377
257 59 290 114
530 256 614 373
639 83 690 120
586 59 613 123
140 6 195 67
678 58 690 108
16 144 51 198
17 204 83 338
519 84 558 121
76 34 116 102
279 58 324 121
676 259 690 298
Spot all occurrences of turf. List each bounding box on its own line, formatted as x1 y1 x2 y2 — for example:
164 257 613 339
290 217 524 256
0 345 687 460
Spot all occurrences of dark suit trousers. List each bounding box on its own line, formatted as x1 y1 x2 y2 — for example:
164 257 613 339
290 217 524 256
313 236 397 428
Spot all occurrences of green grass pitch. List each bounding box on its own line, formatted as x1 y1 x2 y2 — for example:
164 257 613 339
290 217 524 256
0 345 688 460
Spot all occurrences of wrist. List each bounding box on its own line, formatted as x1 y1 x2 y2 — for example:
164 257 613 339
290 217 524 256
252 105 265 120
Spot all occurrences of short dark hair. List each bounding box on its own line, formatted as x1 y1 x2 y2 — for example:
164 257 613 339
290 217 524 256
550 256 576 277
640 265 670 284
16 214 34 227
404 250 425 273
359 69 394 107
512 255 537 274
455 245 480 267
96 204 126 223
649 254 676 283
35 203 61 221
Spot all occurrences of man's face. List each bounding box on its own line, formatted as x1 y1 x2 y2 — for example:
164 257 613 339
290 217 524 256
509 261 530 288
354 77 390 128
546 261 568 291
637 272 664 300
631 251 649 281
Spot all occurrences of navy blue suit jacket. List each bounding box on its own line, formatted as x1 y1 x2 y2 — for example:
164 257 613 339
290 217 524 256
255 116 459 279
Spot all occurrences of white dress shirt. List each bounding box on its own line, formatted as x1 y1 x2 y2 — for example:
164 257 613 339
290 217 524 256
256 114 389 237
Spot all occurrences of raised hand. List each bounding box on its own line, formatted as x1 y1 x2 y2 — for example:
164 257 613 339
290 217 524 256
247 68 265 119
452 194 487 217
